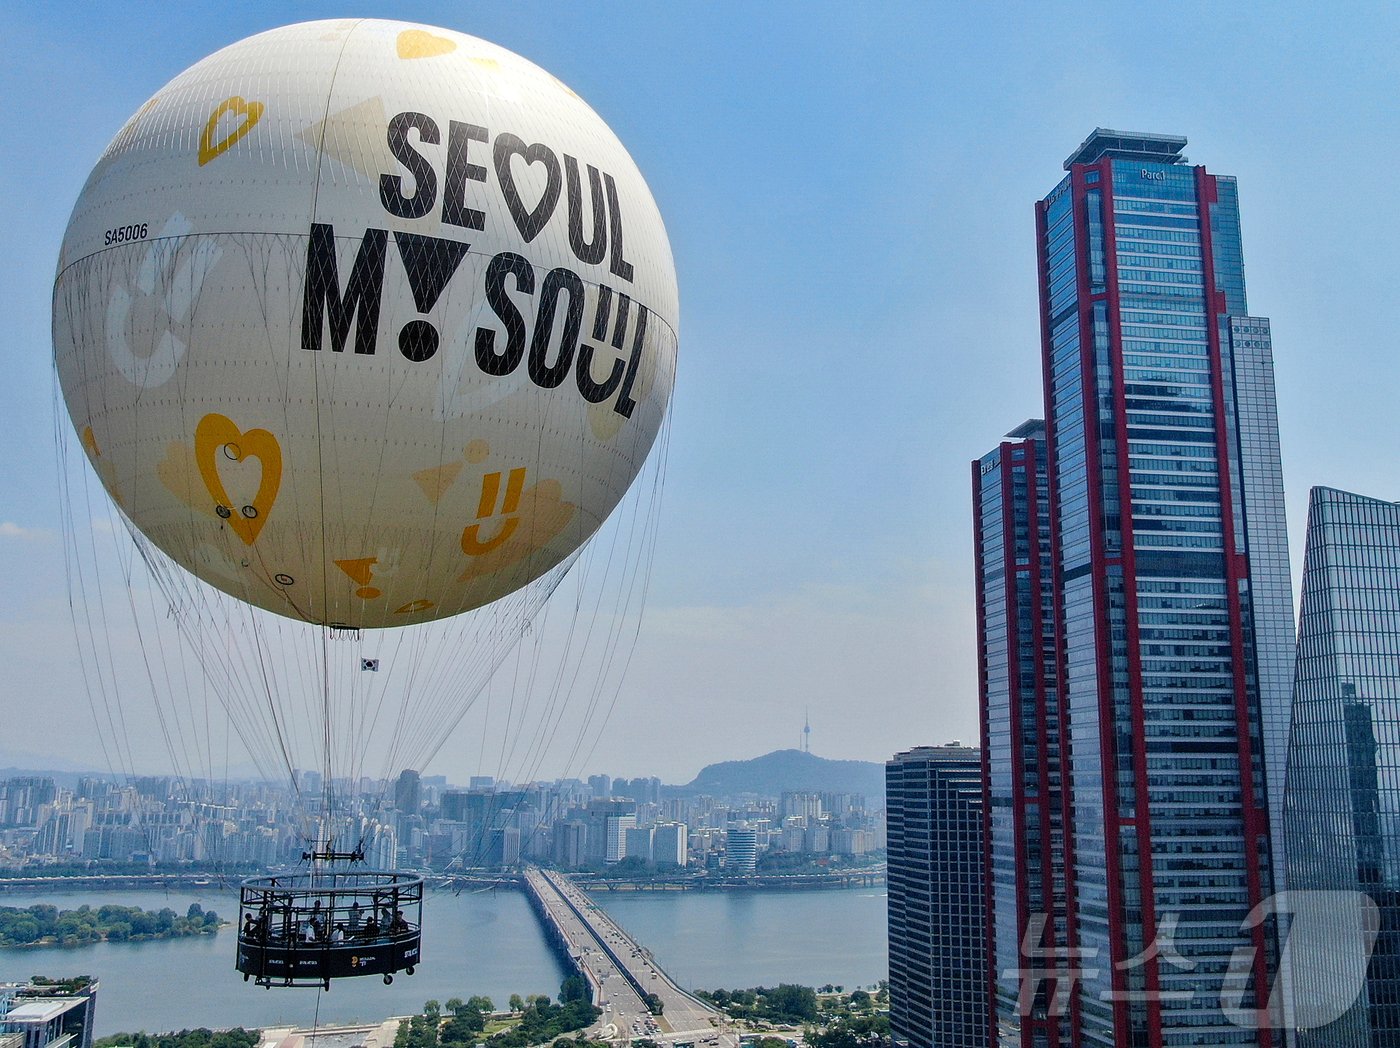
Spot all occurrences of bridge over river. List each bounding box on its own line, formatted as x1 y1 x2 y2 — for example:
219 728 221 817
522 866 735 1048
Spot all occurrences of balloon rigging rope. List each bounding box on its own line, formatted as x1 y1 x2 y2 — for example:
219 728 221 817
53 384 124 783
56 319 674 879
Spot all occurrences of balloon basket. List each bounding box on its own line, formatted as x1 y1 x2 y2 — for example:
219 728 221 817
236 869 423 988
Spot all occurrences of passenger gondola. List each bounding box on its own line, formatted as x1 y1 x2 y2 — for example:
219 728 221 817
236 865 423 989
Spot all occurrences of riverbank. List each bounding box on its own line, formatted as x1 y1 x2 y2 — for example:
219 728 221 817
0 867 886 898
0 886 886 1035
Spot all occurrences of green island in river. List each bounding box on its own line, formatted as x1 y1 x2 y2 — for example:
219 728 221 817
0 902 224 946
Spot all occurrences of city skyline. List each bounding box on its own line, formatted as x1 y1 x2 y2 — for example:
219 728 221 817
4 3 1400 784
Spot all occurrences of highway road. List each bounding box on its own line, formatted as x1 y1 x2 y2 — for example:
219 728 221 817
524 866 735 1048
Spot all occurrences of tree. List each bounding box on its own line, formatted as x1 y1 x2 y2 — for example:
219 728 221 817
762 985 818 1024
848 990 871 1010
2 916 39 944
806 1012 890 1048
559 976 589 1003
642 993 663 1015
96 1030 256 1048
440 1011 482 1044
508 995 525 1013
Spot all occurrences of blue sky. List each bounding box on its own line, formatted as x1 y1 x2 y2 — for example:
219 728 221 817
3 2 1399 783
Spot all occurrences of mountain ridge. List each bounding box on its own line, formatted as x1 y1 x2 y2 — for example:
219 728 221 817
669 748 885 801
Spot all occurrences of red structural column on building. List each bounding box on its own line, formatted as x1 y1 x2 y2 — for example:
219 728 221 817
1096 156 1165 1048
1034 196 1081 1048
973 459 1000 1048
1026 438 1063 1048
1003 448 1033 1047
1193 166 1275 1048
1066 160 1135 1047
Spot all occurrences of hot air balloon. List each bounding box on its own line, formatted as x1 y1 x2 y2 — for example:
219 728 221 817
52 19 677 989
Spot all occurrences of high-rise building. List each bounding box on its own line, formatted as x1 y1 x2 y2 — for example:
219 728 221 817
552 819 587 869
483 826 521 867
604 814 636 863
725 827 758 872
394 769 422 814
1285 487 1400 1046
886 744 988 1048
1029 128 1294 1046
973 421 1070 1048
781 792 824 822
653 822 688 867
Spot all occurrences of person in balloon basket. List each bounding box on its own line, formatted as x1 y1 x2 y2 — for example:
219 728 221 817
389 909 410 938
303 899 326 942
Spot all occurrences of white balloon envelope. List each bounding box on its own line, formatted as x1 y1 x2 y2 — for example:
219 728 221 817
54 18 678 629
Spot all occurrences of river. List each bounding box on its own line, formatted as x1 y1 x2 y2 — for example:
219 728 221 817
0 885 887 1036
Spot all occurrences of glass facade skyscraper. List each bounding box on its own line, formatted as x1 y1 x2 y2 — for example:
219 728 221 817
887 744 989 1048
1285 487 1400 1046
1029 129 1294 1046
974 422 1072 1047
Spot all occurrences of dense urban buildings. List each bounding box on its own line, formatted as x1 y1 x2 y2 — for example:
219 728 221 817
0 767 882 876
973 421 1070 1047
975 128 1295 1047
886 744 987 1048
1285 487 1400 1046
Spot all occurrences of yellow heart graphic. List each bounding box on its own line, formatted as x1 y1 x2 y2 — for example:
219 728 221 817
198 96 264 166
397 29 457 59
194 413 282 545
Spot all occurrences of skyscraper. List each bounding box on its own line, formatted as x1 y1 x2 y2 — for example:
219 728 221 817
1030 129 1294 1046
886 744 988 1048
973 421 1071 1047
1285 487 1400 1046
393 769 422 814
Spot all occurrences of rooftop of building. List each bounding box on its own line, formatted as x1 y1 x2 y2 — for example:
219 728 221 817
1005 419 1046 440
1312 485 1400 508
1064 128 1188 170
890 743 979 762
3 999 86 1023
